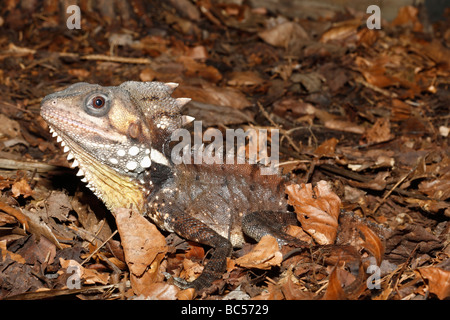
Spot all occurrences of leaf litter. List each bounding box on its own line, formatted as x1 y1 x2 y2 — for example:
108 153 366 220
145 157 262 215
0 0 449 300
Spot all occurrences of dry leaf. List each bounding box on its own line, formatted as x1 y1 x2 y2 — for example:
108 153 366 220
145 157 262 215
322 267 347 300
364 118 394 144
280 273 314 300
180 258 204 283
319 20 359 44
391 6 423 32
0 114 20 139
324 119 365 134
416 267 450 299
59 258 109 285
115 208 167 296
235 235 283 270
227 71 265 87
141 282 179 300
286 181 340 245
356 224 384 266
0 240 26 264
11 178 33 198
314 137 339 157
176 288 196 300
174 84 251 109
258 21 309 48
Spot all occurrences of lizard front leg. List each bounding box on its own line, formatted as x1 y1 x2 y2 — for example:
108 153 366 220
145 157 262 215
161 209 232 290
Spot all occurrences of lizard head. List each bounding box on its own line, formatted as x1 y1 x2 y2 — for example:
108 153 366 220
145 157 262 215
40 81 191 213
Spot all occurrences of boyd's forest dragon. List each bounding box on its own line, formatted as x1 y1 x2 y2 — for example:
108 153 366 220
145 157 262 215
41 81 359 291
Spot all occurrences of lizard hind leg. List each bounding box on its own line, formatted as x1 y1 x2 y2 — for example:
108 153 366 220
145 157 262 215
242 211 308 247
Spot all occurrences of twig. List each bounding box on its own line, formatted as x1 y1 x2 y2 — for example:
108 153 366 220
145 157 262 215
0 159 58 172
80 230 118 266
81 54 152 64
355 77 398 98
256 101 302 154
372 164 418 215
57 52 152 64
0 201 29 231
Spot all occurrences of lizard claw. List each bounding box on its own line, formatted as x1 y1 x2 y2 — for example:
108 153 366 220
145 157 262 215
163 272 194 289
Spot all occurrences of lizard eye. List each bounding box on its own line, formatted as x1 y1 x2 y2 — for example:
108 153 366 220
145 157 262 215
92 96 105 108
84 93 110 116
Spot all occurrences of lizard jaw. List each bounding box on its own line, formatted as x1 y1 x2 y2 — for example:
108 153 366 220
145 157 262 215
47 124 146 213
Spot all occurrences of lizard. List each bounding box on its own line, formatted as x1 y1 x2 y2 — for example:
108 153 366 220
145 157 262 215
39 81 338 290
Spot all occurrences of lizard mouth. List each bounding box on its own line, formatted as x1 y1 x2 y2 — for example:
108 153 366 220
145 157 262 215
45 123 146 212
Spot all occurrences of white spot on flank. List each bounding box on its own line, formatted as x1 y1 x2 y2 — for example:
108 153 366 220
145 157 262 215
117 149 126 157
150 149 169 166
140 156 151 168
109 158 118 165
129 146 140 156
126 161 137 171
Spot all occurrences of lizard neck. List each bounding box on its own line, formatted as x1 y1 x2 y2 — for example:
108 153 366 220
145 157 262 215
72 141 146 214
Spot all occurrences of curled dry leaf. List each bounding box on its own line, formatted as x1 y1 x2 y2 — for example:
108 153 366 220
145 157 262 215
416 267 450 299
356 224 385 266
59 258 109 285
322 267 347 300
11 178 33 198
363 117 394 144
286 181 340 245
176 288 196 300
0 240 26 264
258 21 309 48
115 208 167 297
235 235 282 270
141 283 179 300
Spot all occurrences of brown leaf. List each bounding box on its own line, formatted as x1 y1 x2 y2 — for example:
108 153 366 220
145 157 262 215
59 259 109 285
140 282 179 300
0 201 29 232
416 267 450 299
356 224 385 265
314 137 339 157
178 56 222 83
115 208 167 296
322 267 347 300
11 178 33 198
286 181 340 245
258 22 309 48
235 235 282 270
281 276 314 300
180 258 204 283
174 84 251 109
391 6 423 32
176 288 196 300
319 19 359 45
227 71 265 87
323 119 365 134
363 118 394 144
0 240 26 264
0 212 17 225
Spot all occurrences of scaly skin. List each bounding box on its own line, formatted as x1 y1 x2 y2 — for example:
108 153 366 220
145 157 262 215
41 81 308 290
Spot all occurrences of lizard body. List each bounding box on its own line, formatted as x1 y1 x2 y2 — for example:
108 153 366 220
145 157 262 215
41 81 306 290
